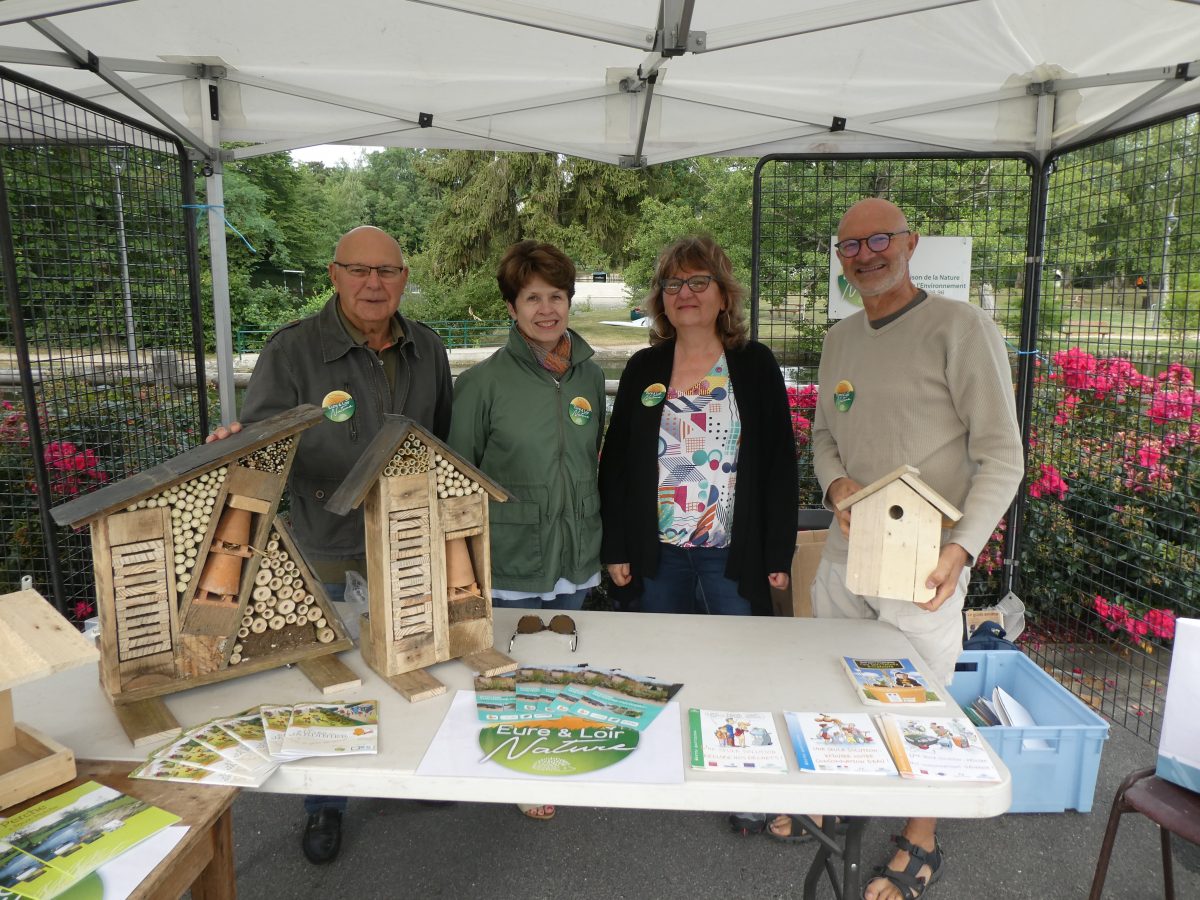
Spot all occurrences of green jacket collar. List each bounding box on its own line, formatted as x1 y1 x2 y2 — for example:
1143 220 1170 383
318 294 424 364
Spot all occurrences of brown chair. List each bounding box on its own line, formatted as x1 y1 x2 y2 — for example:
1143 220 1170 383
1088 766 1200 899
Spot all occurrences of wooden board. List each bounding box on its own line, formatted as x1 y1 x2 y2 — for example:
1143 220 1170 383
50 404 324 527
0 590 98 691
381 667 446 703
296 655 362 695
112 695 182 747
461 648 518 677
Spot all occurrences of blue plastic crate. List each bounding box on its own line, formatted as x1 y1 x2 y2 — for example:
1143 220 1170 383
950 650 1110 813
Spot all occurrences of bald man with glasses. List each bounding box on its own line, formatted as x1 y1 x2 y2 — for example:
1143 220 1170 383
768 199 1022 900
209 225 452 864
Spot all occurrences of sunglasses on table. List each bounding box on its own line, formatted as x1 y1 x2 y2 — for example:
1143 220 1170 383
508 614 578 653
833 230 910 258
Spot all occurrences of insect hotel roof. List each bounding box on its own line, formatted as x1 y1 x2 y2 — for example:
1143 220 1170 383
325 414 509 516
49 405 326 528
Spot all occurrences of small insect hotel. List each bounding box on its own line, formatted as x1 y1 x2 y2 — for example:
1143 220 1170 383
326 415 515 701
836 464 963 604
51 406 357 744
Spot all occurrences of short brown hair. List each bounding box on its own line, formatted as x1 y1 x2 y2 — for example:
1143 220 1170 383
645 235 748 349
496 241 576 304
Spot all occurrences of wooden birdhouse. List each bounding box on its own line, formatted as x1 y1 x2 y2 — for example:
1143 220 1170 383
51 406 359 745
836 465 963 603
0 589 99 809
326 415 516 702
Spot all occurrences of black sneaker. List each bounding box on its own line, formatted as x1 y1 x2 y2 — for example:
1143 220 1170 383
301 808 343 864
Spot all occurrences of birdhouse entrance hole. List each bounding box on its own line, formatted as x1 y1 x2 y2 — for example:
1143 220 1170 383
888 504 905 520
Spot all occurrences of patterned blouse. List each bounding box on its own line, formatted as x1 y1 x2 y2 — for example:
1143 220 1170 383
656 353 741 548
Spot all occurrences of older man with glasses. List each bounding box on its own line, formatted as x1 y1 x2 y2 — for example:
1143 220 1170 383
208 225 452 865
762 199 1023 900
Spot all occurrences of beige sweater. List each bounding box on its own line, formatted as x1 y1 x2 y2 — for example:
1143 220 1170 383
812 293 1024 563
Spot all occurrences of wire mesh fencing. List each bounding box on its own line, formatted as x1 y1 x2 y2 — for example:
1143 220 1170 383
0 68 206 618
1022 113 1199 741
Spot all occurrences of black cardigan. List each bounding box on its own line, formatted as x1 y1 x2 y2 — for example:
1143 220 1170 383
598 339 799 615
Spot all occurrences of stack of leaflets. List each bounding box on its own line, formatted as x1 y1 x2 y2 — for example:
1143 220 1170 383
473 665 680 734
688 709 788 772
0 782 179 899
782 711 1002 782
840 656 945 707
131 700 379 787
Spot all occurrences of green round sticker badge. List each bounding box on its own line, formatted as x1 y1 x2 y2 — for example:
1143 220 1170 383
478 722 639 776
568 396 592 426
834 379 855 413
641 382 667 407
321 389 356 422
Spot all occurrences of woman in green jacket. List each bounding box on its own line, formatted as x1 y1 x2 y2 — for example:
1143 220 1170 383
448 240 606 821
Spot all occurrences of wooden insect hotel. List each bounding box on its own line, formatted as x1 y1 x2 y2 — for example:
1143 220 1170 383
836 464 963 603
326 415 515 701
51 406 358 745
0 589 99 809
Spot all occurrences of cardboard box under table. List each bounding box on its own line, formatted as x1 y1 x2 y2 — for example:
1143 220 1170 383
950 650 1109 813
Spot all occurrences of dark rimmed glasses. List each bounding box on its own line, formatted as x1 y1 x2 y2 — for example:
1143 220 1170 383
508 614 578 653
332 261 407 280
833 230 910 258
660 274 716 295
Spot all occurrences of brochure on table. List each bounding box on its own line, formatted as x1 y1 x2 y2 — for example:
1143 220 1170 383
55 826 188 900
416 691 685 784
784 712 898 776
688 709 787 773
0 782 179 899
840 656 945 706
878 714 1001 782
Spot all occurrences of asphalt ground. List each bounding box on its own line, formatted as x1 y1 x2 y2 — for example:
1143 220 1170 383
226 711 1198 899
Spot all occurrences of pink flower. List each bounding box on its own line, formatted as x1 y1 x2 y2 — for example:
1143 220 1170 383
1052 347 1098 390
1147 388 1195 424
1028 464 1068 500
1157 363 1195 387
1143 609 1176 641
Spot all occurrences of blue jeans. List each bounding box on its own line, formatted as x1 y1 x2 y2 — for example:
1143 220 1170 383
491 586 590 611
640 544 750 616
305 580 350 817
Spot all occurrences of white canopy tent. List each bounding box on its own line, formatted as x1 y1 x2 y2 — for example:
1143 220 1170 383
1 0 1198 417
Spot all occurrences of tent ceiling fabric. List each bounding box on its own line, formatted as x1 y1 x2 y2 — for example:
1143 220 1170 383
0 0 1197 164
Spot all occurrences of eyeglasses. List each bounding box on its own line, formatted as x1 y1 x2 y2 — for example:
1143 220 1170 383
660 274 716 295
508 614 578 653
332 261 408 280
834 230 910 258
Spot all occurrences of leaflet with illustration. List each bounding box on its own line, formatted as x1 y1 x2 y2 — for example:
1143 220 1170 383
840 656 945 706
878 714 1002 782
783 711 899 776
277 700 379 758
259 704 294 757
0 781 179 899
567 668 678 732
130 756 261 788
187 720 277 781
688 709 788 772
216 710 273 761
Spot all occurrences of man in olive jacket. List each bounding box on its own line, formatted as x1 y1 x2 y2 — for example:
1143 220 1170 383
209 225 452 865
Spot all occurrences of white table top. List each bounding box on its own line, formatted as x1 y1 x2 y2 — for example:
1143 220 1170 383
13 609 1010 819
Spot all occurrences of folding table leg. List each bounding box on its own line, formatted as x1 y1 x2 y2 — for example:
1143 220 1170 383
801 815 868 900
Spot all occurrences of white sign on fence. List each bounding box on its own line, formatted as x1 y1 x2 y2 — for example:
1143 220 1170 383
1157 617 1200 792
828 235 973 319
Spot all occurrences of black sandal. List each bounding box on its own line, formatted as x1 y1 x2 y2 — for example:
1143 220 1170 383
864 834 944 900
